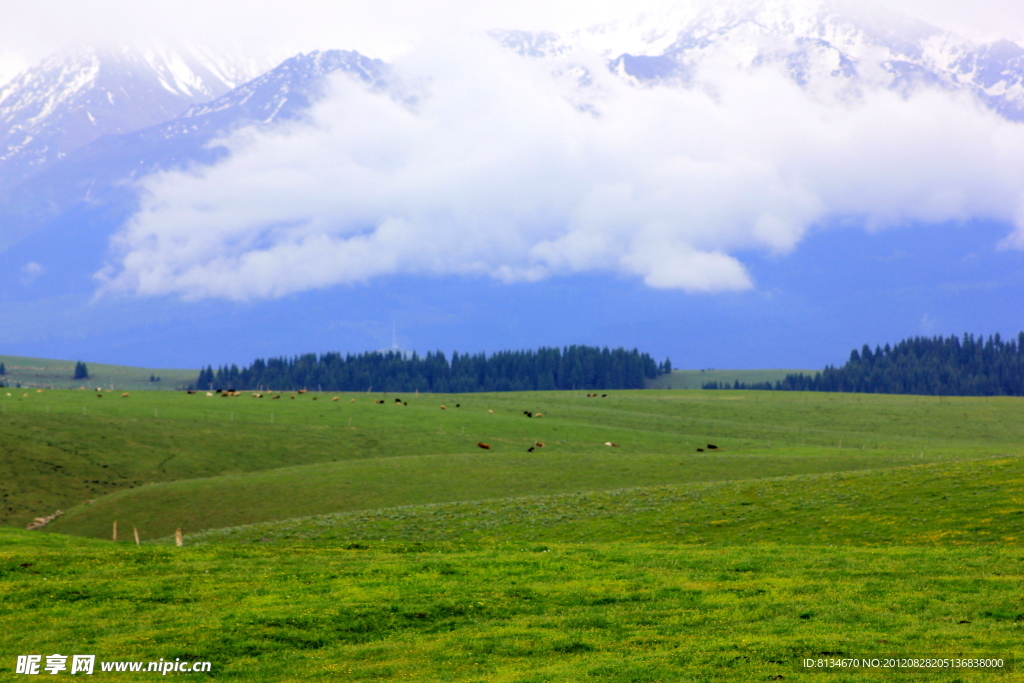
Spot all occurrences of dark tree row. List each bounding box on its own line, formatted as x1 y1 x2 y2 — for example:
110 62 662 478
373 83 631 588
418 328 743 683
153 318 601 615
705 333 1024 396
194 346 671 393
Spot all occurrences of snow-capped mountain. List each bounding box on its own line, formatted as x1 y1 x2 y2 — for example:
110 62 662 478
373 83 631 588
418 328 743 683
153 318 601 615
0 45 258 189
496 0 1024 121
0 49 386 296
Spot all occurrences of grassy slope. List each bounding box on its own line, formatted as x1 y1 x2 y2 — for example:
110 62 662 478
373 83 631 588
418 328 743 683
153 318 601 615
0 354 198 391
188 455 1024 547
9 388 1022 536
51 449 963 540
1 530 1019 682
645 368 814 389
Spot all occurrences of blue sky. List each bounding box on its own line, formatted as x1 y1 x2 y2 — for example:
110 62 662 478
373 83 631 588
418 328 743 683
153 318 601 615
2 0 1024 371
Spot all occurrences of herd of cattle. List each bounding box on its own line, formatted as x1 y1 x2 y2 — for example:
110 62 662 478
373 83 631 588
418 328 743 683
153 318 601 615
99 389 716 454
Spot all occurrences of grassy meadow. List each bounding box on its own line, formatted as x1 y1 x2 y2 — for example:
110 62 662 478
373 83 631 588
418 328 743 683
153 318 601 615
2 386 1023 680
0 354 198 391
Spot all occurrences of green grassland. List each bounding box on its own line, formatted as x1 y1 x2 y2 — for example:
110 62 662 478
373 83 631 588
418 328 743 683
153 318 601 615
2 388 1019 535
3 388 1024 681
0 354 198 391
2 531 1020 682
644 368 813 389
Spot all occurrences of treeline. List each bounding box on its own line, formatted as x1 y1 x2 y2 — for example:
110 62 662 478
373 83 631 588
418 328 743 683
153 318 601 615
704 333 1024 396
194 346 671 393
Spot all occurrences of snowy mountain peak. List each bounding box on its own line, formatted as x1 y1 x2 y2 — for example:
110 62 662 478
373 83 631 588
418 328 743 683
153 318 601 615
488 0 1024 122
0 44 257 188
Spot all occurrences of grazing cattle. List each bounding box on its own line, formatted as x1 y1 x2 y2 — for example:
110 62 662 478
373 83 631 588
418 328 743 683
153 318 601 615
535 441 544 448
455 404 460 408
707 444 718 449
527 446 535 452
121 392 129 398
96 394 102 398
252 393 262 398
487 409 494 413
602 394 608 398
187 390 196 394
206 392 214 396
534 412 542 417
290 395 296 399
604 442 613 446
696 448 704 452
312 396 318 400
332 397 340 401
395 398 402 404
298 389 307 394
350 398 356 403
477 442 490 449
524 411 533 417
272 395 281 399
440 405 447 410
611 443 620 447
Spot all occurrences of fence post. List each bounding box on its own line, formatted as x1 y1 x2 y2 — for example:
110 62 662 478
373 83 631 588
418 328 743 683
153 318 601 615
112 520 117 542
175 528 183 547
133 527 140 546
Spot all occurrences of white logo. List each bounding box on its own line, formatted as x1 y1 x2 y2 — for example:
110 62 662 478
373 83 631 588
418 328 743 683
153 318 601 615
70 656 95 675
16 654 94 675
16 655 41 675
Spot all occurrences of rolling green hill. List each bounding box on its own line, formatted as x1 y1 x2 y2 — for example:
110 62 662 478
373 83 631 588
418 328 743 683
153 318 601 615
0 354 198 390
0 387 1016 537
186 454 1024 547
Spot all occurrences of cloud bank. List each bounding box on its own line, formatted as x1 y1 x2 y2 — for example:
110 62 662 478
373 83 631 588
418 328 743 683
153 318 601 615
100 35 1024 301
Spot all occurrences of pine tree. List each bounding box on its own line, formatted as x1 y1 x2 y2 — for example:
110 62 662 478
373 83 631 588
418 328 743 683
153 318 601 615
73 361 89 380
0 362 5 375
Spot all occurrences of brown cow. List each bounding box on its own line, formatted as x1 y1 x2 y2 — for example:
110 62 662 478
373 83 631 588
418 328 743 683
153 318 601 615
121 392 129 398
332 397 340 401
477 442 490 449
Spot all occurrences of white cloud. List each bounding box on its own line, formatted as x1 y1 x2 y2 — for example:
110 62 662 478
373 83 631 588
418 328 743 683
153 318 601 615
98 34 1024 301
4 0 1024 77
20 261 44 287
